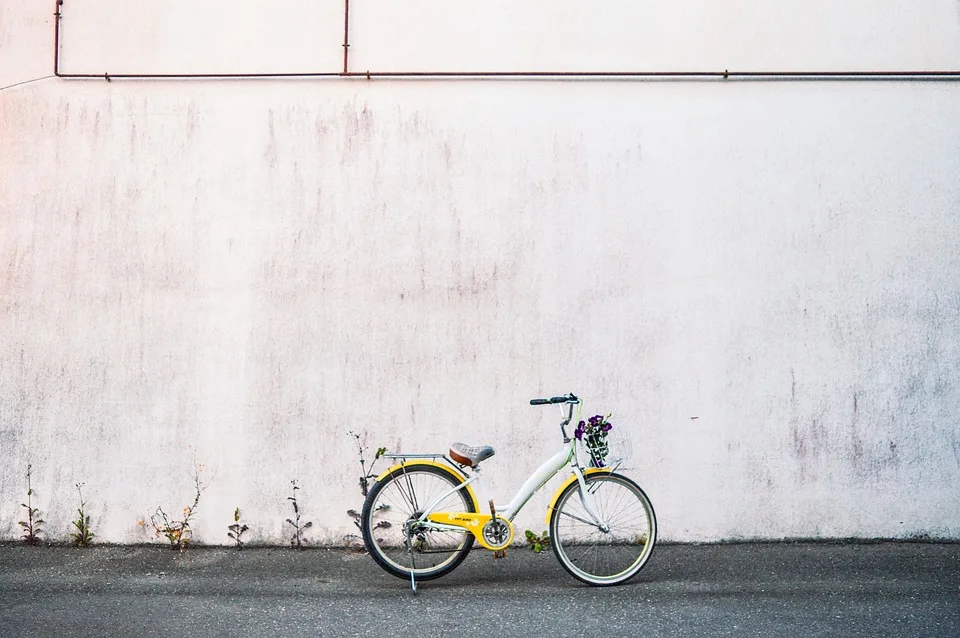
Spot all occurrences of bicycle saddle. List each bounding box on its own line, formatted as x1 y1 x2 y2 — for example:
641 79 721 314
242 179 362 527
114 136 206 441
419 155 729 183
449 442 495 468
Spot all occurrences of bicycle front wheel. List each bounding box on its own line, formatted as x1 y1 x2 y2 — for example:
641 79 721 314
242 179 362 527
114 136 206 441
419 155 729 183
361 464 476 581
550 472 657 586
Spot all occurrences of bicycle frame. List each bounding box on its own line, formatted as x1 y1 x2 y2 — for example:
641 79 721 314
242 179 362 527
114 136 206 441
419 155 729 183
378 401 610 551
363 393 658 594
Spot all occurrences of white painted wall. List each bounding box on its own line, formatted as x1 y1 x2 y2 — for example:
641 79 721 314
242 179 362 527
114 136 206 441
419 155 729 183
1 0 959 545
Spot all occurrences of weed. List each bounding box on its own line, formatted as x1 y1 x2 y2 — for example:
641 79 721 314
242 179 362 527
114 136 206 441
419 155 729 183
348 431 386 498
525 529 551 553
285 480 312 549
70 483 95 547
18 464 43 545
344 504 391 550
148 464 208 551
344 510 364 550
347 508 362 530
227 507 249 550
344 431 387 547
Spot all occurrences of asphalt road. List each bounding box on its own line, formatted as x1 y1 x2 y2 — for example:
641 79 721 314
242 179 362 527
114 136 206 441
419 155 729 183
0 542 957 637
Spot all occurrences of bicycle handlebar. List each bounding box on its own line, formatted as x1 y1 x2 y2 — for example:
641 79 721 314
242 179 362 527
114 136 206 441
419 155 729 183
530 393 580 406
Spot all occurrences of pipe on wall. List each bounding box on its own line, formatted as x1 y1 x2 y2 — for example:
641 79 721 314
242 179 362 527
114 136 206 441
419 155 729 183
342 0 350 75
52 0 960 82
53 0 62 77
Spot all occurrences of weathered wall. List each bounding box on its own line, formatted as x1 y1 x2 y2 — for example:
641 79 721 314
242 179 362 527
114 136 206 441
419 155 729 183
1 0 959 545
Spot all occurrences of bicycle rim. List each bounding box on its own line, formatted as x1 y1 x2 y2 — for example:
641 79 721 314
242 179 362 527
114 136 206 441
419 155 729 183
551 473 657 585
362 465 475 580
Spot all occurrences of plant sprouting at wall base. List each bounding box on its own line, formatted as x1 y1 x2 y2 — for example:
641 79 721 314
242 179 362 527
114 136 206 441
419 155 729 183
525 529 551 553
346 431 387 547
70 482 95 547
227 507 249 550
18 464 43 545
148 465 208 552
285 480 312 549
345 504 391 550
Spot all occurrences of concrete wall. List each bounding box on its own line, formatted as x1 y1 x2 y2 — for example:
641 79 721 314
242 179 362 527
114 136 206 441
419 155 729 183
1 0 959 545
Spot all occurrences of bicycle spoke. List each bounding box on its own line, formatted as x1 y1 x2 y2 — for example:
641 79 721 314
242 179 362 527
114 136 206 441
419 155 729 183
394 468 419 512
557 507 603 529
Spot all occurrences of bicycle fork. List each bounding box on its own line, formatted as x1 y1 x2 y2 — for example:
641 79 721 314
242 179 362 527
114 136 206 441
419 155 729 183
573 468 610 533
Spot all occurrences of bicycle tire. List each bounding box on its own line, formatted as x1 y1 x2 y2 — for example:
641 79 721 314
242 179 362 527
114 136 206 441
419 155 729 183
361 463 476 581
550 472 657 586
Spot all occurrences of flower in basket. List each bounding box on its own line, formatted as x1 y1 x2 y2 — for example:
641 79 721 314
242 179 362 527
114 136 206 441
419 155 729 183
575 414 613 467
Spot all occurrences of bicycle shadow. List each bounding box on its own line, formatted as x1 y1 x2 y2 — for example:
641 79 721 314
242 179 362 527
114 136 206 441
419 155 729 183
362 547 659 592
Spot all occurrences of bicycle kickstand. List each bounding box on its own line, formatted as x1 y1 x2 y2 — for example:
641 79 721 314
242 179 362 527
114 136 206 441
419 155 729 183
404 536 417 595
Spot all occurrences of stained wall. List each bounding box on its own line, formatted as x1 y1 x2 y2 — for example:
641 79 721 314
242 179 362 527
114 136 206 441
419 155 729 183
1 0 959 543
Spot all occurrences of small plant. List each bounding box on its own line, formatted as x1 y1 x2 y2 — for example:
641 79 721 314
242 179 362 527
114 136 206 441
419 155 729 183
347 509 362 531
348 431 387 497
227 507 249 550
285 480 313 549
70 482 95 547
345 432 388 547
525 529 551 553
18 464 44 545
345 505 392 550
346 505 392 531
345 509 364 549
148 465 207 551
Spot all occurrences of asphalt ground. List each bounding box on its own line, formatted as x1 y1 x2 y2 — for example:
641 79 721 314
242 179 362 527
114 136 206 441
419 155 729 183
0 541 957 637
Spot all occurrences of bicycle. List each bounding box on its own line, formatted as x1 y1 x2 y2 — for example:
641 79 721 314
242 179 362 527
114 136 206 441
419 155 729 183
360 393 657 591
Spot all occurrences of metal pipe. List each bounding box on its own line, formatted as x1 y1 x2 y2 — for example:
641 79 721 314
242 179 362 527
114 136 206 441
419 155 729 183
338 70 960 80
342 0 350 75
53 0 62 76
60 72 344 80
52 70 960 81
52 1 960 83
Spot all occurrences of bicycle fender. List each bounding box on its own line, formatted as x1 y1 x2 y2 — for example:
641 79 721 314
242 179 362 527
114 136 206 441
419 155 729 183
376 460 481 511
544 468 612 526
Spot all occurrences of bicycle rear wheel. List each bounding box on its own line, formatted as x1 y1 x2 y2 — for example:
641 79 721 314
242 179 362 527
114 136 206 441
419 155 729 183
550 472 657 586
361 464 476 581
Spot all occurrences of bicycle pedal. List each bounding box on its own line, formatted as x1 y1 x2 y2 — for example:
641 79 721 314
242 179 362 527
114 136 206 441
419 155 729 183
492 549 508 559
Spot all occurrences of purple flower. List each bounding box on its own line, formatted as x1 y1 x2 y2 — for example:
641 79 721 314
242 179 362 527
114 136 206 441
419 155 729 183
574 421 585 440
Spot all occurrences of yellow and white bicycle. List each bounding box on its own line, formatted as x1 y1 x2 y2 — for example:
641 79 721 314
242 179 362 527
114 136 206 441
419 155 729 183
360 393 657 590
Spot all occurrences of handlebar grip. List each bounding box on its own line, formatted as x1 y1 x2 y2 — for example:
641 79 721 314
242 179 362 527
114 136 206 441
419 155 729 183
530 393 580 405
